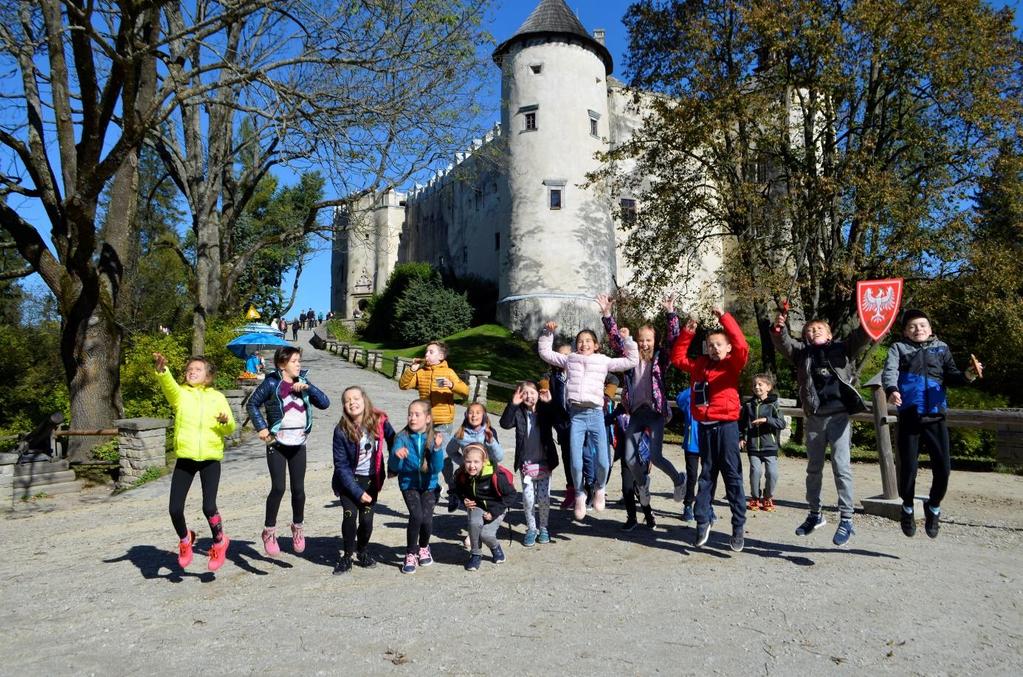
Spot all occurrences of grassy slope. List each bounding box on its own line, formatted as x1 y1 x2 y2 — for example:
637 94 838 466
353 324 548 402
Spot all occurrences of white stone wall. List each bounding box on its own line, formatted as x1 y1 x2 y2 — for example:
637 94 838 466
496 37 616 337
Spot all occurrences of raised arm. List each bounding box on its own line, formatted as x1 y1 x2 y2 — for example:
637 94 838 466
602 314 625 356
670 316 699 372
770 312 802 362
719 311 750 368
537 325 568 368
606 336 640 372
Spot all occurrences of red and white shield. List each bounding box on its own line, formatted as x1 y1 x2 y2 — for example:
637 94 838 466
856 278 904 341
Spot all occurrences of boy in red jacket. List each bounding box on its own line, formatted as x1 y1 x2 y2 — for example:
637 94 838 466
670 305 750 551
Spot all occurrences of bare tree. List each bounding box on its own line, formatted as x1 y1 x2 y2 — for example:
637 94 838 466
149 0 493 353
0 0 277 461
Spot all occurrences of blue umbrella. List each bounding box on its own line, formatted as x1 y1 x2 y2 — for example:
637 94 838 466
227 332 293 359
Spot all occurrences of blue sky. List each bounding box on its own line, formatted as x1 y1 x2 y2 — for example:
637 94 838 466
281 0 636 317
13 0 1022 319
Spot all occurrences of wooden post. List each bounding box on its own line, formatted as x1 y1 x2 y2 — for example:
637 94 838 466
868 381 899 500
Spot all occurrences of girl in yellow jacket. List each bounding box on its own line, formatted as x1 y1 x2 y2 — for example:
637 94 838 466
154 352 237 572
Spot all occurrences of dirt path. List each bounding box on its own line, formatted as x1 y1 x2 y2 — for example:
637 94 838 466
1 332 1021 675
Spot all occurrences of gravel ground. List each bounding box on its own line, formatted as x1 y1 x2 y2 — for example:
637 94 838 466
1 331 1021 676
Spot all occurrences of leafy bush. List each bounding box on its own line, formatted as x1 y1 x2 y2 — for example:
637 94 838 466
0 321 69 444
91 438 120 463
325 318 357 343
392 278 473 345
947 387 1009 458
441 272 498 325
362 262 439 341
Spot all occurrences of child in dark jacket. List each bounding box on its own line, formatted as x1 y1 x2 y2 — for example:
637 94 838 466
881 309 982 538
500 381 559 547
388 399 445 574
671 305 750 552
453 444 516 571
771 311 873 546
247 346 330 557
331 386 395 575
739 374 786 513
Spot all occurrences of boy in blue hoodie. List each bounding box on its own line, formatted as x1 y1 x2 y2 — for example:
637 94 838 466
882 309 982 538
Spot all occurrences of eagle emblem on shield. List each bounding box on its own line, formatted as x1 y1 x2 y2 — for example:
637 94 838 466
856 278 904 341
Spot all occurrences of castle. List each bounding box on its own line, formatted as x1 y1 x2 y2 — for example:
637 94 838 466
331 0 723 336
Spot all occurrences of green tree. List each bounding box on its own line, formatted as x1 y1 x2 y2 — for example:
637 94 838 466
599 0 1023 370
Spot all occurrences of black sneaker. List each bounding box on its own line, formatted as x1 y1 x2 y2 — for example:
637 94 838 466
620 517 638 532
643 507 657 529
356 549 377 568
730 527 744 552
332 554 353 576
923 501 941 538
795 511 827 536
491 545 506 564
693 522 711 547
464 554 482 571
447 494 459 513
900 508 916 537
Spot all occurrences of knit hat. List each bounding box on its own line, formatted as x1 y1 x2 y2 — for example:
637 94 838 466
901 308 929 329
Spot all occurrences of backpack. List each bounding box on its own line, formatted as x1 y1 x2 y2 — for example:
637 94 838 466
490 464 516 496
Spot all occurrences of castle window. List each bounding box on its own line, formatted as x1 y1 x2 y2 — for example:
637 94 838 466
525 112 537 131
620 198 637 225
549 188 562 210
590 118 598 137
530 63 543 75
588 110 601 138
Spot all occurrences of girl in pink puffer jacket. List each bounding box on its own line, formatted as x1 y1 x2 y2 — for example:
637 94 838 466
538 316 639 521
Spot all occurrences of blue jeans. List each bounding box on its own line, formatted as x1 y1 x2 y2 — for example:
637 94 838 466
570 406 610 490
694 421 746 529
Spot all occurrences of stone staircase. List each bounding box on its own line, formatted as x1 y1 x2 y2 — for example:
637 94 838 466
1 456 84 509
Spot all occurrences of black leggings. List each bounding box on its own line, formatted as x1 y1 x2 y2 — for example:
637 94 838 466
684 453 700 505
557 427 573 488
169 458 221 539
339 475 376 555
265 443 307 527
897 412 952 508
401 487 439 554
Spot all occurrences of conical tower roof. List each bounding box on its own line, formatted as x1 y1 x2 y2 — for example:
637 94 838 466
492 0 613 74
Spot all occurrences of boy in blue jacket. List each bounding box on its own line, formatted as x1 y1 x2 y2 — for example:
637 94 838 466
882 309 982 538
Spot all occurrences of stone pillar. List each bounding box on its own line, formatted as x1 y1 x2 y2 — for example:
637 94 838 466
223 388 248 444
367 351 382 372
394 357 411 380
114 418 170 489
347 345 359 363
466 370 491 405
0 454 15 510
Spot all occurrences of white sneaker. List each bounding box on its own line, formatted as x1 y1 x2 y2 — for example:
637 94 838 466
573 494 587 520
593 488 606 511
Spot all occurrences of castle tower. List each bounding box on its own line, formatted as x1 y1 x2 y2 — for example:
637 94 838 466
492 0 617 337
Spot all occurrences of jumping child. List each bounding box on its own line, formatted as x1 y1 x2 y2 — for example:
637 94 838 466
247 346 330 556
389 399 446 574
154 352 236 571
537 307 639 521
500 381 559 546
739 373 786 513
670 305 750 552
452 444 516 571
331 386 395 575
882 309 982 538
772 310 873 546
600 293 687 502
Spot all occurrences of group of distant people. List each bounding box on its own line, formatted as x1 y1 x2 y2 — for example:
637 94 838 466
153 292 982 575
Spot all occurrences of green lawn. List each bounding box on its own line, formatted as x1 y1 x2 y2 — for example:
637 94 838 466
350 324 548 401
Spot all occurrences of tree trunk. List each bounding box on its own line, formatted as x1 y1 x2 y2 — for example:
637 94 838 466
192 213 222 355
62 280 123 464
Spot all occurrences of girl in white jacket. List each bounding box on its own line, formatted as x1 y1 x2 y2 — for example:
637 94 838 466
538 314 639 520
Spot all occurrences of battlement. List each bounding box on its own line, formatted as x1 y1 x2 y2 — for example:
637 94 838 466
407 122 503 201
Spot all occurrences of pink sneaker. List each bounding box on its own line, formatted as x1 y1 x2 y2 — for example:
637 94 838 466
262 527 280 556
560 486 576 511
417 545 434 566
290 523 305 553
593 488 606 512
177 530 196 569
401 553 418 574
208 535 229 572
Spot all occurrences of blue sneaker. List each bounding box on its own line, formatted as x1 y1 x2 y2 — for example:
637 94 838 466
523 529 538 547
833 519 855 546
681 504 695 522
491 545 506 564
536 527 550 544
464 554 482 571
401 552 417 574
795 511 827 536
